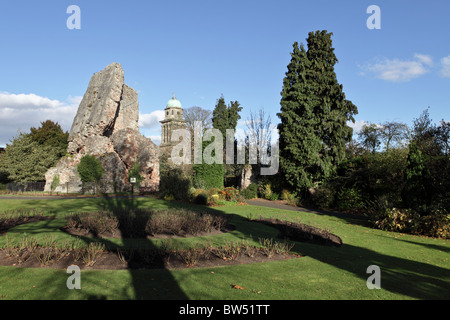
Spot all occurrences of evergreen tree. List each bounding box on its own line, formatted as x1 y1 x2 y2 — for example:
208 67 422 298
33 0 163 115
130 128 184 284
278 42 320 196
212 95 243 144
211 95 243 184
0 120 69 182
0 133 59 182
277 31 358 196
30 120 69 158
306 30 357 171
401 141 429 211
77 155 104 194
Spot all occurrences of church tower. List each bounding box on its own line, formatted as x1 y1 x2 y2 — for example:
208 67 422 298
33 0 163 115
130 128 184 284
160 94 186 155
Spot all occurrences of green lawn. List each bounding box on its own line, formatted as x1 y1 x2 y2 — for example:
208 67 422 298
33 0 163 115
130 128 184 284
0 196 448 300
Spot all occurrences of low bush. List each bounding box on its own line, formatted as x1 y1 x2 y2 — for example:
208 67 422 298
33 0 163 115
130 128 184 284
159 167 193 201
310 185 335 209
219 187 240 201
65 209 231 238
193 193 209 205
67 211 119 236
241 183 258 199
259 184 273 200
371 206 450 239
335 187 365 211
281 189 296 201
269 192 279 201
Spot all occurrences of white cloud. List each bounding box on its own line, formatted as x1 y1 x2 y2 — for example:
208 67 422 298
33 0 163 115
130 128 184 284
414 53 433 66
362 54 433 82
0 92 81 146
440 55 450 78
347 120 369 133
146 135 161 146
139 110 165 129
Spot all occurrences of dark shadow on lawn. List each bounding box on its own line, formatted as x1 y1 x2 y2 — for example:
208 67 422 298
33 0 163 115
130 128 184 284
295 241 450 300
395 238 450 254
95 194 189 300
3 196 448 300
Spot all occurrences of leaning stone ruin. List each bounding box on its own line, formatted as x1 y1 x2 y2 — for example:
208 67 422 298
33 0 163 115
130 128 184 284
44 63 160 193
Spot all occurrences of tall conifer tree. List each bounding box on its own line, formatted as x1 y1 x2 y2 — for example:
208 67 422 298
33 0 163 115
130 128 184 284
278 31 357 196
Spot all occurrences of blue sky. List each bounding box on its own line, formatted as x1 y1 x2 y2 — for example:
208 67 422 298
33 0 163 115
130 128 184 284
0 0 449 146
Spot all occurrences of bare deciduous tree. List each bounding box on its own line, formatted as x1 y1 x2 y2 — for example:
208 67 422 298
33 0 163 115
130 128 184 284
380 121 410 151
184 106 212 134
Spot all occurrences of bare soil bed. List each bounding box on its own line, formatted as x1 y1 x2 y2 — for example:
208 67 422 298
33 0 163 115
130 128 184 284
0 243 301 270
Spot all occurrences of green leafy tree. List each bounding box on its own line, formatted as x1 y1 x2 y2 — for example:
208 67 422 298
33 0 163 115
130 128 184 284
436 120 450 155
358 123 382 153
277 31 357 196
412 108 440 156
402 142 429 211
380 121 410 151
77 155 104 194
30 120 69 157
0 133 59 182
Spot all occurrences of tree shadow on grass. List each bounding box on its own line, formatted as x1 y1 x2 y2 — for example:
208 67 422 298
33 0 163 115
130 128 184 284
2 196 448 300
395 238 450 254
90 194 189 299
294 241 450 300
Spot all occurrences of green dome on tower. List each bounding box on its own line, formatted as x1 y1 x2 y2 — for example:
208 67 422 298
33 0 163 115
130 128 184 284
166 93 182 109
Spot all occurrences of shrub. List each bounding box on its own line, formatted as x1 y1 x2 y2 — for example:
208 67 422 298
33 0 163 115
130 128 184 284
372 207 419 233
219 187 240 201
336 187 365 211
66 209 230 238
241 183 258 199
50 174 60 193
371 206 450 239
281 189 296 201
77 155 104 194
310 185 335 209
415 209 450 239
159 167 192 201
194 193 209 205
269 192 279 201
259 184 273 200
241 188 256 199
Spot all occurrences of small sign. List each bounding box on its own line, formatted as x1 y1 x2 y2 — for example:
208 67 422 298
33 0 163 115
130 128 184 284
130 177 137 184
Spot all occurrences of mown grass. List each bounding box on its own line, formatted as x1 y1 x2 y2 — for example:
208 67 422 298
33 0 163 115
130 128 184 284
0 196 448 300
